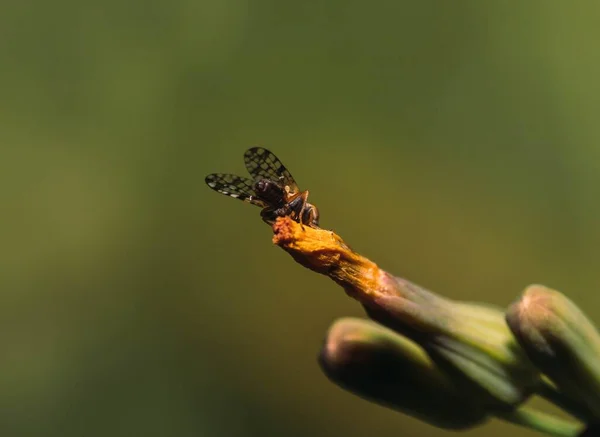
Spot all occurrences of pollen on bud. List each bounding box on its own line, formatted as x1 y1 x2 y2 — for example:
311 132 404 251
319 318 489 430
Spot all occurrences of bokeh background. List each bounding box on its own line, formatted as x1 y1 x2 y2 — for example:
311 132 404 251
3 1 600 436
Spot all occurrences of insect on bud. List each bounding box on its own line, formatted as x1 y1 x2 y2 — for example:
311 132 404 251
206 147 320 227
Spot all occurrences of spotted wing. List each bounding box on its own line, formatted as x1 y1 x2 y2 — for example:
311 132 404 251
205 173 267 207
244 147 300 195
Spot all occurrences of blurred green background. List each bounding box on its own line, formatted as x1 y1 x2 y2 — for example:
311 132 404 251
3 1 600 436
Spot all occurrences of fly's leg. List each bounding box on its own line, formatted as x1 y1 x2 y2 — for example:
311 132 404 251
302 203 319 227
264 191 314 227
286 191 310 228
297 191 310 223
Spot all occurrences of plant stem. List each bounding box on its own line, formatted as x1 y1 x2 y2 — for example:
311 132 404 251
496 406 581 437
538 375 596 424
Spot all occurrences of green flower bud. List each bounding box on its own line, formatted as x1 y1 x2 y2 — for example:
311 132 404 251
364 278 541 409
507 284 600 421
274 218 580 435
319 317 489 430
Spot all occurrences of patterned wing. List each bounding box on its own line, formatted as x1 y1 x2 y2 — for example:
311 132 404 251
205 173 267 207
244 147 300 194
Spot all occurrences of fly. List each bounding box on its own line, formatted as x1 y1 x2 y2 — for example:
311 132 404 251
205 147 320 227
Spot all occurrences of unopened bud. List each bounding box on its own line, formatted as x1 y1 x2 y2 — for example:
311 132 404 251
507 284 600 421
274 217 540 410
366 288 540 409
319 317 489 430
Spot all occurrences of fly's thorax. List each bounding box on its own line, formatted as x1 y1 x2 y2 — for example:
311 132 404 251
254 178 285 205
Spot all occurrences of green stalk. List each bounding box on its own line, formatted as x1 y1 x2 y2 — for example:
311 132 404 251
495 406 581 437
538 376 596 424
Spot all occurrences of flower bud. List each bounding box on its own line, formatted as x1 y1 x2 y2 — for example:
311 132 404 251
319 318 489 430
274 217 540 410
364 282 541 410
507 284 600 421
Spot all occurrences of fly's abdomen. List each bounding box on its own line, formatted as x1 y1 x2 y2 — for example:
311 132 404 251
254 179 285 205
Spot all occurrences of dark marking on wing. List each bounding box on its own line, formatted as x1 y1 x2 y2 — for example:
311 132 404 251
205 173 267 207
244 147 299 194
